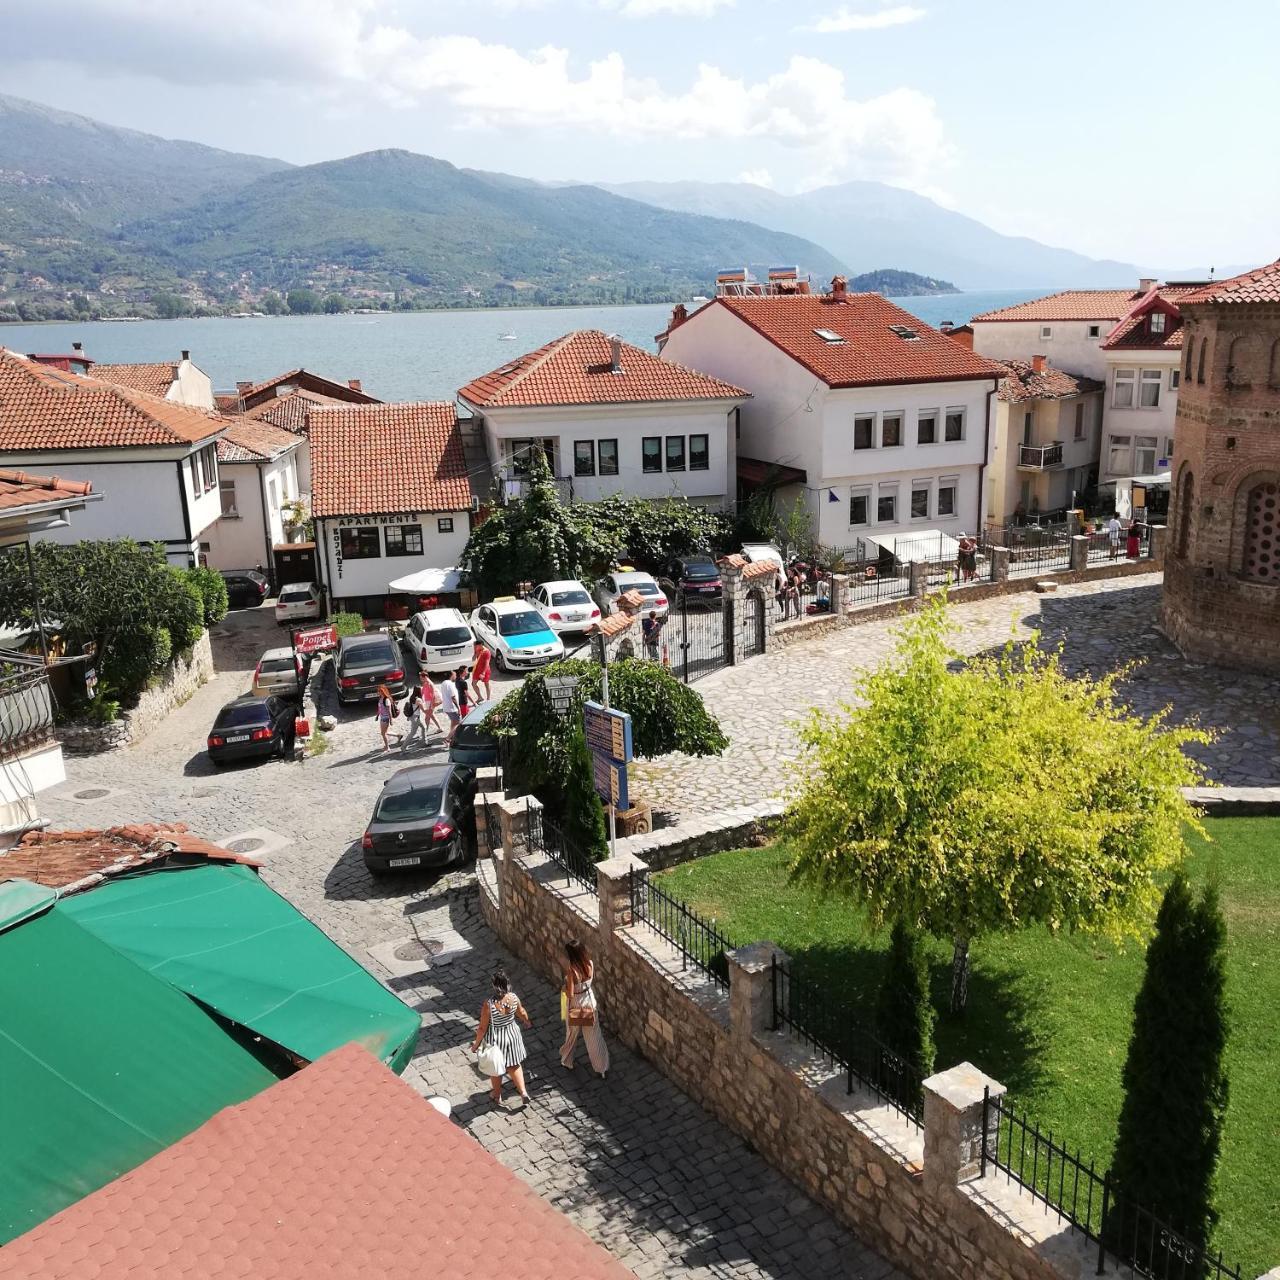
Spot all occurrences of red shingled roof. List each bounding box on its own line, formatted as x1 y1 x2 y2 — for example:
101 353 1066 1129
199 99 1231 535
0 349 225 450
459 330 748 408
1178 258 1280 305
972 285 1204 324
0 467 93 514
309 401 470 518
217 416 303 463
91 362 177 397
993 359 1104 404
2 1043 632 1280
242 387 347 434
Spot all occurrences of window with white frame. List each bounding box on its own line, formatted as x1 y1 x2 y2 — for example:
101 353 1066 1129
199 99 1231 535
1149 312 1166 335
1139 369 1162 408
1107 434 1132 475
881 412 903 448
876 483 898 524
1170 369 1181 390
944 408 965 442
854 414 876 450
1114 368 1136 408
1164 438 1175 463
1135 436 1158 473
219 478 238 517
1088 324 1101 338
917 410 938 445
910 481 930 520
849 485 871 527
937 476 958 517
1040 326 1053 340
384 522 424 557
1074 401 1086 440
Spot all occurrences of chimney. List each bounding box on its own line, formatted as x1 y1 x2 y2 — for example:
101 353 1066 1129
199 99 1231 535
830 275 848 302
940 320 953 333
797 280 811 295
608 333 623 373
348 379 362 392
669 303 688 330
72 341 83 352
236 380 253 395
1138 277 1157 294
1031 354 1047 373
180 349 190 362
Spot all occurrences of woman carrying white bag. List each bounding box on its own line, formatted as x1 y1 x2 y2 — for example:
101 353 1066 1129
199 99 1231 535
468 968 533 1107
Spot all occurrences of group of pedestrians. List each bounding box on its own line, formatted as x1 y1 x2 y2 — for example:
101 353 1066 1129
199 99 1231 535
468 938 611 1107
373 643 493 753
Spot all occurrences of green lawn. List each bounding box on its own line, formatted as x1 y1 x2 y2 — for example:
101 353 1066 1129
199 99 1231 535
655 818 1280 1275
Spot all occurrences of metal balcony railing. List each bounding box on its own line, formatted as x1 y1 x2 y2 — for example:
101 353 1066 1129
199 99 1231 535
0 655 56 760
1017 442 1065 469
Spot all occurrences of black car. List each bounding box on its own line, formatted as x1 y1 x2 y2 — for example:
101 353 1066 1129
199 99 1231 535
336 634 407 705
207 694 296 765
220 569 270 609
361 763 476 875
663 554 723 606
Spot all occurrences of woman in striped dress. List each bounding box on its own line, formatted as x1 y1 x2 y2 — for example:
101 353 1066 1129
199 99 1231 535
469 969 532 1105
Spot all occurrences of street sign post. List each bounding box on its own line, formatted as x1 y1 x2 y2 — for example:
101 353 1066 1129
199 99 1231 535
582 700 632 848
591 754 629 811
292 623 338 655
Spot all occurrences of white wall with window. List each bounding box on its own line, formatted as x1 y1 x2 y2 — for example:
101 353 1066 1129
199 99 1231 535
1101 351 1180 480
316 509 471 604
971 319 1113 380
204 447 302 573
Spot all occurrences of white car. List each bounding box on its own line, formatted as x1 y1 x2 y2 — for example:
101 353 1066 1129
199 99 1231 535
527 580 601 635
740 542 785 570
402 607 476 675
274 581 323 625
469 599 565 673
251 646 303 698
592 569 669 619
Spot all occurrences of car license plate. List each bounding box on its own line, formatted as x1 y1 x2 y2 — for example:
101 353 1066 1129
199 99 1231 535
226 734 250 743
697 586 715 593
567 612 584 621
388 856 420 868
442 646 463 655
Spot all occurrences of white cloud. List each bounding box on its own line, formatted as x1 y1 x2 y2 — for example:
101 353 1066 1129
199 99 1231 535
802 4 926 33
737 168 776 188
618 0 734 15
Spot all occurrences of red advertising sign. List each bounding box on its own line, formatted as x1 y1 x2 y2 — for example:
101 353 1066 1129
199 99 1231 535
293 624 338 655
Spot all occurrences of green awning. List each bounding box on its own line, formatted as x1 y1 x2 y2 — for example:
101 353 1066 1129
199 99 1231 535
61 863 420 1074
0 893 278 1244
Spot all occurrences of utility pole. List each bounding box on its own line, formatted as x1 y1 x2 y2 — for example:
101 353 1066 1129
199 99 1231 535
591 629 618 858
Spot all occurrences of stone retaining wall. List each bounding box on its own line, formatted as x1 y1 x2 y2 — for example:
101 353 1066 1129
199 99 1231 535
611 797 783 869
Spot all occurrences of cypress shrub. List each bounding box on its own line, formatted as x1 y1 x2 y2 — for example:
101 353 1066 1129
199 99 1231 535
874 920 936 1104
560 723 609 863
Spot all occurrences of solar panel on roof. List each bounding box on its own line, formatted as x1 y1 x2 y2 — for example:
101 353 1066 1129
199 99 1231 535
813 328 846 344
888 324 920 341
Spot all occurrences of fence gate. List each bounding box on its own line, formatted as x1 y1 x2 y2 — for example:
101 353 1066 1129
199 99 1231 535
672 592 728 683
741 587 765 659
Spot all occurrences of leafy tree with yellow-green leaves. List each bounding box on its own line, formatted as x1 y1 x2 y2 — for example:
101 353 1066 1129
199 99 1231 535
785 596 1210 1012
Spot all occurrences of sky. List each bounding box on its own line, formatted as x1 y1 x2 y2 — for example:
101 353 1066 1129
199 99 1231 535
0 0 1275 268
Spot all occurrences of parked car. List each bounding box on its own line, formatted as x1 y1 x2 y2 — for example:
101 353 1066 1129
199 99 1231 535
361 762 476 875
469 600 564 673
660 555 723 607
527 580 601 635
336 633 407 705
740 543 784 571
449 700 498 768
206 694 296 766
592 569 669 619
402 607 476 675
274 581 323 625
251 646 303 698
221 568 271 609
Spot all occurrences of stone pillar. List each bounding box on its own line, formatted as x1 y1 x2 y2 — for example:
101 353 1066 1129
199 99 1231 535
830 573 849 616
498 794 538 857
908 560 927 597
1067 509 1082 537
1069 534 1089 572
595 853 648 947
726 942 786 1044
1148 523 1168 565
922 1062 1006 1199
473 790 503 860
990 546 1010 582
722 560 746 665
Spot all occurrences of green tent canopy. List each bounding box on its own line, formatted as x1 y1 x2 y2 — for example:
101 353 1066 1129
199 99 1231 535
61 863 420 1074
0 896 279 1244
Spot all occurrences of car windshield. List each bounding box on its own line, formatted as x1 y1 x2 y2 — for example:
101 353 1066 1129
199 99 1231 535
425 626 471 646
497 610 548 636
626 580 660 596
549 589 591 606
681 562 719 581
343 643 395 667
258 657 295 675
280 588 311 602
374 786 444 822
214 702 269 728
453 722 494 749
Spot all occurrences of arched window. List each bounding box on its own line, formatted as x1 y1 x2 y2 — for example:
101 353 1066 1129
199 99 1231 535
1184 336 1195 380
1227 335 1250 387
1197 337 1208 384
1176 471 1194 559
1269 337 1280 389
1242 479 1279 583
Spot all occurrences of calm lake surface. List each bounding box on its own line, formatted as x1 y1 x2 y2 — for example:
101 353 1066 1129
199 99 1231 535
0 289 1041 402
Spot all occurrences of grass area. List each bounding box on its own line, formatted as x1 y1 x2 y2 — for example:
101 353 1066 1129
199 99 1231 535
656 818 1280 1274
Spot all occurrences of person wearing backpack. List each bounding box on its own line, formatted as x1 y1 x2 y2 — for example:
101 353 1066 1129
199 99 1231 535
374 684 398 753
400 682 429 752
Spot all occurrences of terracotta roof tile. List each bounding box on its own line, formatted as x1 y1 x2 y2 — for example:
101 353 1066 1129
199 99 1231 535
232 370 381 409
742 559 776 581
595 612 636 639
1099 315 1185 351
0 350 226 450
90 362 177 397
309 402 471 518
701 293 1004 388
1 1043 632 1280
971 284 1204 324
993 359 1104 403
0 467 93 513
460 330 748 408
242 388 346 435
1178 257 1280 305
217 417 303 463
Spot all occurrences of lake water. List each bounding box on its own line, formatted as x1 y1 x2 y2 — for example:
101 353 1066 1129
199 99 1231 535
0 288 1040 402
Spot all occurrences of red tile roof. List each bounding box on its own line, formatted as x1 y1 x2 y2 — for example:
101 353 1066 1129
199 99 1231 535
1178 258 1280 305
231 369 380 410
217 416 303 463
1100 314 1185 351
701 294 1004 388
0 467 93 514
971 285 1205 324
0 349 225 450
993 359 1104 404
309 401 471 518
91 362 177 397
242 387 347 434
2 1043 632 1280
459 330 748 408
0 823 259 897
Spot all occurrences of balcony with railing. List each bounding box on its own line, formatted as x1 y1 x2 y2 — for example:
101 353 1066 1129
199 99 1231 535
1017 441 1064 470
1 653 57 761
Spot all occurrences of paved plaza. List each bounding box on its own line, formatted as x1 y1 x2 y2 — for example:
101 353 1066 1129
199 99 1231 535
30 572 1278 1277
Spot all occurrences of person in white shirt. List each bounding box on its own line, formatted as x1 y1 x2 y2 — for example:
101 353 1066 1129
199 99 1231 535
1106 515 1122 559
438 673 460 743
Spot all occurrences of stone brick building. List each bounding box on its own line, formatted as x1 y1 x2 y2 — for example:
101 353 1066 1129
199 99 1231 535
1162 258 1280 673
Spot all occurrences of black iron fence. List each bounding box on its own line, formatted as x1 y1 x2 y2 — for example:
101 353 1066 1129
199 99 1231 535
526 800 598 893
669 598 728 684
1004 530 1072 577
0 656 56 761
771 956 924 1124
844 568 912 611
982 1091 1243 1279
629 870 733 989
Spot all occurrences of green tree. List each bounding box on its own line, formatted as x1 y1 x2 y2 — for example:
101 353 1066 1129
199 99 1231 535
261 291 287 315
151 291 191 319
286 288 322 315
874 921 936 1092
561 724 609 862
185 566 229 626
1109 874 1228 1260
322 293 349 314
785 596 1210 1011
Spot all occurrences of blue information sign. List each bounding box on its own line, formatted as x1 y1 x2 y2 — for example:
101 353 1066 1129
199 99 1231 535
591 754 630 810
583 701 632 810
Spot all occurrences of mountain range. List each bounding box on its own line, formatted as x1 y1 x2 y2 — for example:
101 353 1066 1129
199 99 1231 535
0 91 1143 319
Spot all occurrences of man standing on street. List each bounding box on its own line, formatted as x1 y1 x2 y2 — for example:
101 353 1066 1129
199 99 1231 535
439 669 460 743
642 609 664 662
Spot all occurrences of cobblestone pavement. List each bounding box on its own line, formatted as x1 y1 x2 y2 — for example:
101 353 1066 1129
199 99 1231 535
633 573 1280 813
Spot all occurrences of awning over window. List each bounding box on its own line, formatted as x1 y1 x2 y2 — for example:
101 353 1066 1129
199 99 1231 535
387 566 463 594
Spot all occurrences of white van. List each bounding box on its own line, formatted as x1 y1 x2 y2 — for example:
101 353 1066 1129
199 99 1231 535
403 608 476 675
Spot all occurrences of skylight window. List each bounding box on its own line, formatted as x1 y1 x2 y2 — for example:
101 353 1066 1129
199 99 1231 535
813 328 846 344
888 324 920 341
